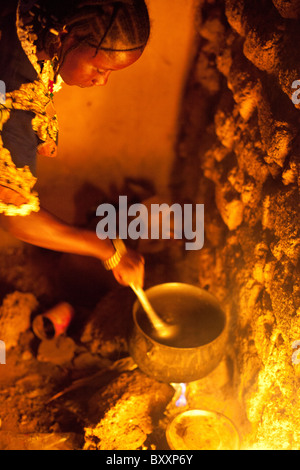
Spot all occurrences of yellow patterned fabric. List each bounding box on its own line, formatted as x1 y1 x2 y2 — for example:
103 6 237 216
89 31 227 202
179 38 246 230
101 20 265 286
0 145 39 216
5 79 59 153
0 1 63 216
0 99 40 216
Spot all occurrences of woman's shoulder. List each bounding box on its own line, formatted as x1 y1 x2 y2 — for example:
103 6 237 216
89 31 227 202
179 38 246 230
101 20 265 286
0 7 38 93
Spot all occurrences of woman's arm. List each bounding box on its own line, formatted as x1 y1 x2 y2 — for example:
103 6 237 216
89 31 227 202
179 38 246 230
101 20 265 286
0 207 144 287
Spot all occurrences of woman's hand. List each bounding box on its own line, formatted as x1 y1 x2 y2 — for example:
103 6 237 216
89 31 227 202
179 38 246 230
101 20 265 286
112 248 145 288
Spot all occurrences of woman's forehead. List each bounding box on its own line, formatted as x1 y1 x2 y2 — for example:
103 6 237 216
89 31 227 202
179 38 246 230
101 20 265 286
90 48 143 70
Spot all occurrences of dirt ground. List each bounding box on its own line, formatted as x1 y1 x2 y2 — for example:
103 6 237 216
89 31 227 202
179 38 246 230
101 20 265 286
0 239 249 450
0 242 201 450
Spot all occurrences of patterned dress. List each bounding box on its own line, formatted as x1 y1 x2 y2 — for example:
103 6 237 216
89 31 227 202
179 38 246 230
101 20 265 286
0 1 63 216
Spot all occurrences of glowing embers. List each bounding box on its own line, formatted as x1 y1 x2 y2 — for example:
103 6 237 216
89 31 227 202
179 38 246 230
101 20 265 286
166 409 240 451
169 383 240 450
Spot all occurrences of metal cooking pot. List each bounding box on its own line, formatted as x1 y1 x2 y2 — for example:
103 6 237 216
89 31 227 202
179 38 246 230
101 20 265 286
128 283 228 383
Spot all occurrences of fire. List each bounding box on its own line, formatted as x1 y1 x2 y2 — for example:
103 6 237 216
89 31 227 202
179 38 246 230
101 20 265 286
171 383 188 408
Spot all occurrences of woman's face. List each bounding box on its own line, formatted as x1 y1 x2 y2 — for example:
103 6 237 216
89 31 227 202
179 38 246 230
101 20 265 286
58 44 143 87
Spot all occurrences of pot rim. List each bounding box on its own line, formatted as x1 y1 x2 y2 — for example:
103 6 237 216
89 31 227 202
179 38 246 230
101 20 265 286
132 282 227 351
166 408 240 450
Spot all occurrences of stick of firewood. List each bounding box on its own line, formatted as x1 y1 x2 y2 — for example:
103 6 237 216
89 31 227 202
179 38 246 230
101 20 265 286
46 356 137 403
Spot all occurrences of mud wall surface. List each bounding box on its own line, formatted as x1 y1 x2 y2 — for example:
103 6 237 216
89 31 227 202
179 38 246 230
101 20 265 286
173 0 300 449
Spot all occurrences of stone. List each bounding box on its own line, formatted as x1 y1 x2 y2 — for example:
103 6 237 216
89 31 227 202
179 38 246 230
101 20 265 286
228 166 245 193
0 292 38 350
84 369 174 450
215 184 244 230
72 351 111 371
227 53 260 121
211 144 230 163
225 0 248 37
15 374 45 392
234 139 270 185
80 287 136 359
204 213 226 248
194 51 221 95
21 351 33 361
37 336 76 365
272 0 300 19
262 125 293 168
214 108 237 150
282 156 298 185
216 45 233 77
243 29 282 74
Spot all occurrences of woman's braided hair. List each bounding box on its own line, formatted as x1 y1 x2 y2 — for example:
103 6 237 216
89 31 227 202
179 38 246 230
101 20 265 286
21 0 150 75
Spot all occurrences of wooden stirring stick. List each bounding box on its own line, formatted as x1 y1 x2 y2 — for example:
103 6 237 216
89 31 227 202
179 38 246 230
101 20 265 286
130 284 178 339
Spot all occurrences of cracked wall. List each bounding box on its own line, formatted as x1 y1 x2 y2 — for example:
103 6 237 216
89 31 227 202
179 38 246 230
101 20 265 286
173 0 300 449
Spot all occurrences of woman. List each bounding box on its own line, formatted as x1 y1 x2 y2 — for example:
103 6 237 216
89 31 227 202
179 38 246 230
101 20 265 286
0 0 150 287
